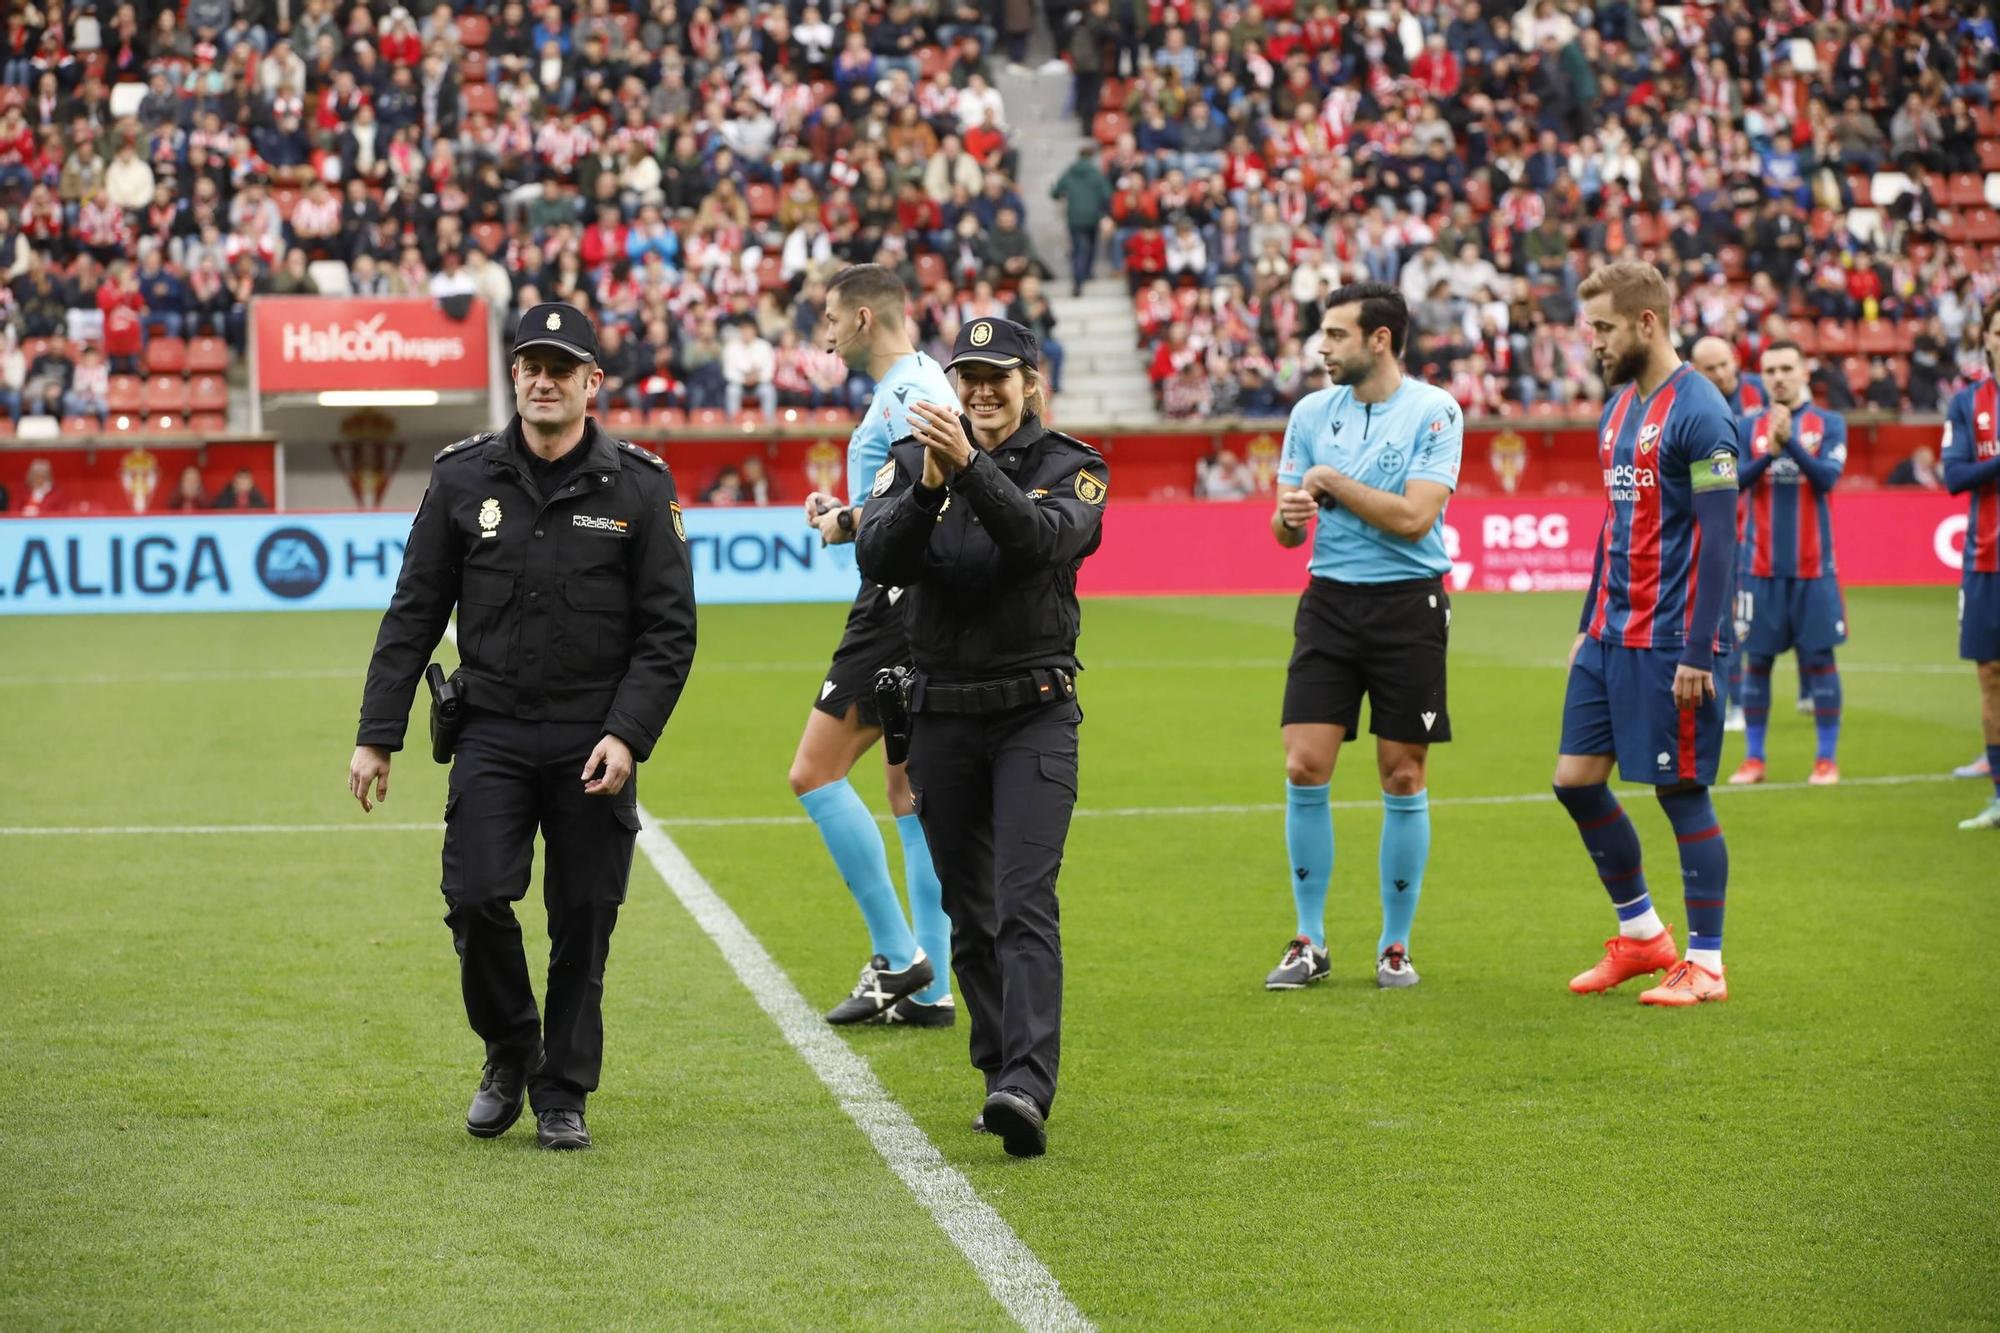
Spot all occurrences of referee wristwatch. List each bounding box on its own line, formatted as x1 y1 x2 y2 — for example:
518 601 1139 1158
838 506 857 535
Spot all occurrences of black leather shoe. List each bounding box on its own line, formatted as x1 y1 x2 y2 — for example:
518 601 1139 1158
535 1108 591 1150
980 1089 1046 1158
465 1060 529 1138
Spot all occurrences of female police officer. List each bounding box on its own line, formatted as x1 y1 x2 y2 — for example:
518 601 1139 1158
855 317 1108 1157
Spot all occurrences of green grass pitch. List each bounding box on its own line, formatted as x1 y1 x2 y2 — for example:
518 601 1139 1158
1 587 1995 1329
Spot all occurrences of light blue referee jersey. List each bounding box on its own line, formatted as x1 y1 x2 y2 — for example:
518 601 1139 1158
848 350 957 502
1276 376 1465 582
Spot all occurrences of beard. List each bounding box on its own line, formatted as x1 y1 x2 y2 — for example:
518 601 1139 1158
1601 344 1648 387
1327 354 1372 385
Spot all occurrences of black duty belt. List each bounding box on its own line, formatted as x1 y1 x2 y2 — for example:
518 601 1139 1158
913 667 1075 715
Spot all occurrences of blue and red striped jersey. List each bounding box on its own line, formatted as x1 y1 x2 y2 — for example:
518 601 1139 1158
1728 371 1766 417
1942 378 2000 575
1585 365 1739 653
1740 402 1847 579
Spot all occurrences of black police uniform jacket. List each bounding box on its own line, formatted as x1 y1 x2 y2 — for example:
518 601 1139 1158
357 417 697 761
855 413 1107 682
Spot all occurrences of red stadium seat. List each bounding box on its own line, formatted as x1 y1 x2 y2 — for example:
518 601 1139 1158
1789 324 1818 356
143 337 186 374
916 45 949 80
188 413 228 435
142 375 191 416
733 410 764 430
1856 322 1898 356
1463 175 1492 213
1092 110 1129 146
458 13 490 47
605 407 644 432
0 416 14 438
690 407 728 428
1099 79 1126 111
105 412 141 433
461 50 489 83
186 337 230 374
1980 143 2000 174
1718 245 1747 280
271 187 300 220
1923 172 1951 201
1971 211 2000 244
61 415 100 436
106 375 143 413
1816 320 1855 357
471 221 506 254
1948 173 1987 207
757 255 785 291
745 182 778 220
648 408 687 429
189 375 229 414
814 407 853 425
914 252 946 290
144 412 187 433
463 83 499 118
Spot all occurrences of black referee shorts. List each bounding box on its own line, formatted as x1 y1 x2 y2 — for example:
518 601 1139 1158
1281 576 1452 743
813 582 912 728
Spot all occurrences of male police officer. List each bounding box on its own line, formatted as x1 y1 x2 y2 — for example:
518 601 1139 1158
348 303 696 1150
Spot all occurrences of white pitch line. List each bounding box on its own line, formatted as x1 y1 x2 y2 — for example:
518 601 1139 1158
632 812 1092 1333
0 770 1970 839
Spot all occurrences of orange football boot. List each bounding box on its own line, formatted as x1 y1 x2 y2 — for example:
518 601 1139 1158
1727 757 1766 785
1569 927 1679 994
1639 959 1729 1006
1808 758 1840 786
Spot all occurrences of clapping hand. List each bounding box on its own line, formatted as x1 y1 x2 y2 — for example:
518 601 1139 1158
908 401 974 488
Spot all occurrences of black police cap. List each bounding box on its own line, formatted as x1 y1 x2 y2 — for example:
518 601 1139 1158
513 302 598 362
947 317 1038 372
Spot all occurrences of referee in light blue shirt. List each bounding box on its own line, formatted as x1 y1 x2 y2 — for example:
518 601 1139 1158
1261 282 1465 995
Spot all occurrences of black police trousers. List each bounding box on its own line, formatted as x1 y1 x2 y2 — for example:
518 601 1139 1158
441 710 639 1113
908 698 1080 1117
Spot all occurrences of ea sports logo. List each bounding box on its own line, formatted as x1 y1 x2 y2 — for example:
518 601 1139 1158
256 527 330 599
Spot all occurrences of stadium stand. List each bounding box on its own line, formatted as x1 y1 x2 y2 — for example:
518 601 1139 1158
0 0 1057 432
1077 0 2000 418
0 0 1992 443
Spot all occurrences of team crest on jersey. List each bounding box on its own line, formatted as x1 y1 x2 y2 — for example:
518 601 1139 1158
1074 470 1107 505
1638 423 1660 454
872 460 897 496
478 497 502 538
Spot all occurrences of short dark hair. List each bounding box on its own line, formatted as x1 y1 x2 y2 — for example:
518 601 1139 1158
826 263 907 327
1762 338 1804 361
1322 282 1410 359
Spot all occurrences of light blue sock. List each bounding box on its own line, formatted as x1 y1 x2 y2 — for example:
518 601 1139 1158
1285 780 1333 949
799 779 916 969
1378 790 1430 954
895 814 951 1003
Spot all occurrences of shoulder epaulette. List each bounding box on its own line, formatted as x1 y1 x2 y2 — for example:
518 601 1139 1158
618 439 669 470
434 432 494 463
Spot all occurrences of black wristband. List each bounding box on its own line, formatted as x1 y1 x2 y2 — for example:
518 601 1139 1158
837 506 856 534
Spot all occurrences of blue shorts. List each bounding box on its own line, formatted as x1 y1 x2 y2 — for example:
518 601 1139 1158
1560 637 1725 787
1742 574 1848 657
1962 572 2000 662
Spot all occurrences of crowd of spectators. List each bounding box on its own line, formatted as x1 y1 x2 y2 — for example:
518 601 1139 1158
0 0 1077 430
1043 0 2000 419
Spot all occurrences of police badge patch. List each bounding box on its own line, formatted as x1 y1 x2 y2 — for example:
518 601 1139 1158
670 500 685 541
872 460 897 496
478 497 502 537
1074 471 1107 504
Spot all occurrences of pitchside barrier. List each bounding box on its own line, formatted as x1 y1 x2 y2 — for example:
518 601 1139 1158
0 491 1971 616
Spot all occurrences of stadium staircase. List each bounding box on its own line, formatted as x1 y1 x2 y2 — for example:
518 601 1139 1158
997 55 1160 427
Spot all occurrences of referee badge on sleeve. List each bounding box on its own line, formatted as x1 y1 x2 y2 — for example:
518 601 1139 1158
872 460 897 497
1074 470 1107 505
